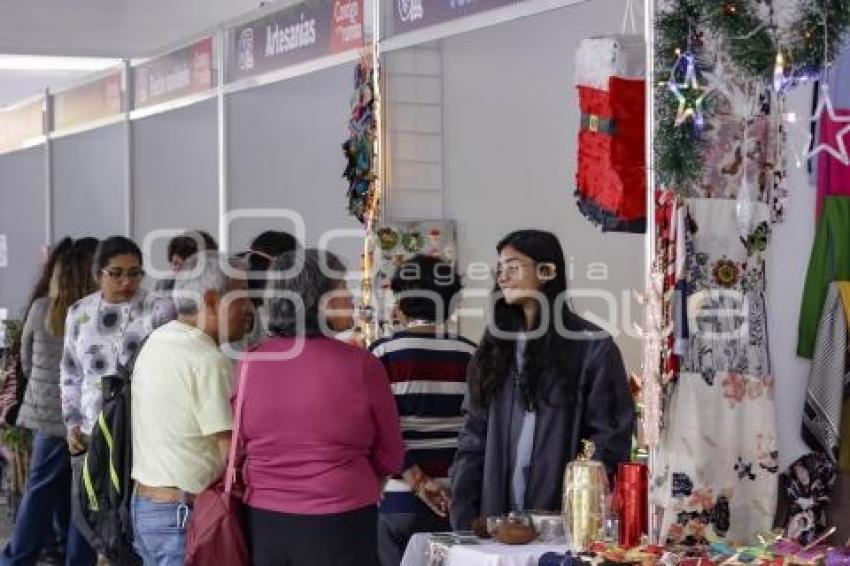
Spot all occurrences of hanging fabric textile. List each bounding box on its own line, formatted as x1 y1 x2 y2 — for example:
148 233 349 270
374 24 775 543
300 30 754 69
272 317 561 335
640 187 686 449
656 197 778 546
797 196 850 359
655 186 685 386
802 281 850 469
573 34 646 233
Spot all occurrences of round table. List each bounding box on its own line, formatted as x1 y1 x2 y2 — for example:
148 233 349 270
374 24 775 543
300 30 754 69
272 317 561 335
401 532 571 566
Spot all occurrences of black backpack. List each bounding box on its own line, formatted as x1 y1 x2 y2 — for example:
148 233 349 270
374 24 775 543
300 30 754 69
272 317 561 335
77 342 146 565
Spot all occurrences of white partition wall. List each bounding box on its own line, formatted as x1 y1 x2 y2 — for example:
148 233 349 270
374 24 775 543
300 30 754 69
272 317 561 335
226 64 364 264
384 2 645 369
52 124 128 239
132 100 219 272
0 147 47 320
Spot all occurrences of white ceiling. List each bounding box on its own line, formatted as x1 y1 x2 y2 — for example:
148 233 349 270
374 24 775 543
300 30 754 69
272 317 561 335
0 0 262 57
0 69 91 106
0 0 263 106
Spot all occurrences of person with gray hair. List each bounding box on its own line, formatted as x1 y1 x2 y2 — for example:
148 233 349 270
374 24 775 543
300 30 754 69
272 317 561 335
235 248 405 566
128 251 252 566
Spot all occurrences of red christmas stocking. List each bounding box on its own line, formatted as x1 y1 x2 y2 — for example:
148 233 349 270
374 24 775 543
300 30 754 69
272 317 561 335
574 35 646 233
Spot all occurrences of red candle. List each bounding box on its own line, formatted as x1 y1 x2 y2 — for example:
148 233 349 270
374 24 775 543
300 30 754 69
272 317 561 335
616 462 648 548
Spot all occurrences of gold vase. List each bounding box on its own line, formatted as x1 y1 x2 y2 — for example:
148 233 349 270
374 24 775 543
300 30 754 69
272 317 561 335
562 440 610 552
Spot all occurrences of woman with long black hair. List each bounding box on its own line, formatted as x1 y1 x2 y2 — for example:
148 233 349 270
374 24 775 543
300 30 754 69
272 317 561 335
450 229 635 530
2 239 100 565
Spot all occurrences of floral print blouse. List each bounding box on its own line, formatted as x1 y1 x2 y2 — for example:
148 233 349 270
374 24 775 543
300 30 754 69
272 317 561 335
60 289 175 434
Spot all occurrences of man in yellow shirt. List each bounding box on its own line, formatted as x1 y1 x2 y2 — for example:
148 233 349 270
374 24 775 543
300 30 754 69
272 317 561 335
130 251 252 565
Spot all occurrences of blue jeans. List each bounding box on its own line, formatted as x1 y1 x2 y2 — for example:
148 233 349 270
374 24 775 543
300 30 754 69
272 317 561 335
0 432 96 566
131 494 192 566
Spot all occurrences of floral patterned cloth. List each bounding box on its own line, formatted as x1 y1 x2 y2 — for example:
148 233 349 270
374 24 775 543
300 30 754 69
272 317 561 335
654 198 779 545
696 58 789 223
784 452 837 546
60 290 175 434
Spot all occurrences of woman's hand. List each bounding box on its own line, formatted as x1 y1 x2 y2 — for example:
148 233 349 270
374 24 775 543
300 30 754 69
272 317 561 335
404 465 451 517
67 426 86 455
415 477 451 518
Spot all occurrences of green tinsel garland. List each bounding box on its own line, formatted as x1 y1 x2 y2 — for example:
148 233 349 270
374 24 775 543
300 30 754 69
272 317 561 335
654 0 850 187
789 0 850 75
703 1 775 79
654 2 708 188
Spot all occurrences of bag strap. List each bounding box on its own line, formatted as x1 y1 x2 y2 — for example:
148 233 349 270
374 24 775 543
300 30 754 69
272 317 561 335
120 335 150 380
225 360 249 495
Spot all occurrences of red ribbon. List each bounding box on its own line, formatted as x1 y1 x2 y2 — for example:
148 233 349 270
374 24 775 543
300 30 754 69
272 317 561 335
615 462 648 548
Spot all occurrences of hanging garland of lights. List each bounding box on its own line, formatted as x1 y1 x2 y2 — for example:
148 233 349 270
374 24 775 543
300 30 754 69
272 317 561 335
654 0 850 187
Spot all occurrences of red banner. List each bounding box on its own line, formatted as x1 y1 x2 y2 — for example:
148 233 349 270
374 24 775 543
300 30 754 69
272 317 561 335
133 37 214 109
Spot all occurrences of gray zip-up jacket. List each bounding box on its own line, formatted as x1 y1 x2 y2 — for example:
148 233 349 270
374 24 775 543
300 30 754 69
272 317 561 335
16 298 66 437
450 316 635 530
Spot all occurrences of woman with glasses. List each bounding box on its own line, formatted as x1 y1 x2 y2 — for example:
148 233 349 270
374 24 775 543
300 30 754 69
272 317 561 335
59 236 175 551
450 229 635 530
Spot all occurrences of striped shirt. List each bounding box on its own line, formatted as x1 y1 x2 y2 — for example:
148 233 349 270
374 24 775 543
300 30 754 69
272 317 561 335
369 331 476 514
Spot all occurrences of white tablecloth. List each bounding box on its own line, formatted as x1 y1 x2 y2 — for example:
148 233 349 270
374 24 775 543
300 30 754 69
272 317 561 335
401 532 570 566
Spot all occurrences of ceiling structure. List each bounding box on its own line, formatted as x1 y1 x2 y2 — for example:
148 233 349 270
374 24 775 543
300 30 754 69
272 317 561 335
0 0 263 106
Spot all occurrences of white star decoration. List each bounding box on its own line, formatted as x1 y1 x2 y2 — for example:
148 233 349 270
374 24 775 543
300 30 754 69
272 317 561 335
793 84 850 167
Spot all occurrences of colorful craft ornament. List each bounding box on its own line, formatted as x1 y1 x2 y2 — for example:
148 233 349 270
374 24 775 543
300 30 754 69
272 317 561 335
668 49 710 130
401 231 425 253
773 527 836 564
342 51 379 224
345 48 383 345
826 546 850 566
376 227 398 251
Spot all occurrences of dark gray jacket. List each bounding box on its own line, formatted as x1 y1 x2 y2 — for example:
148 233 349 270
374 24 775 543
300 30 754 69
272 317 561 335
16 298 66 437
450 320 635 530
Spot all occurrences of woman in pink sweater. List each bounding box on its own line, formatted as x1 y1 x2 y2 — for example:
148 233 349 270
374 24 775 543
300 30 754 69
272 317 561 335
235 249 404 566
